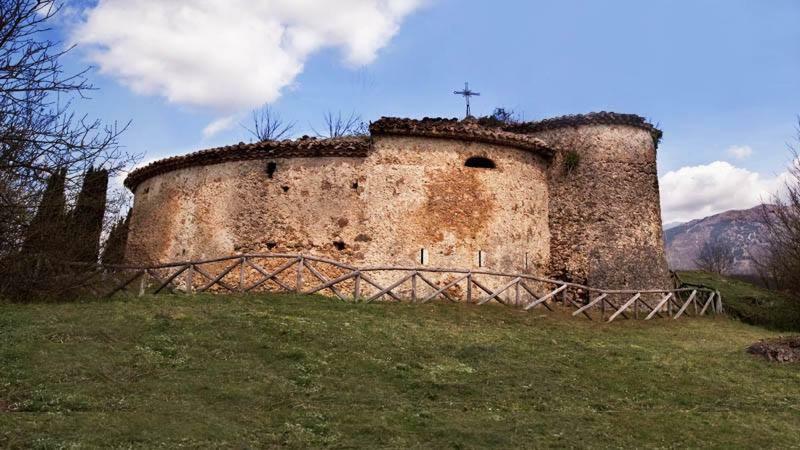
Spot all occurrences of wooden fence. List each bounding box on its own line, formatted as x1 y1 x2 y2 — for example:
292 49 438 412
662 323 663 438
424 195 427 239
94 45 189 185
63 253 722 323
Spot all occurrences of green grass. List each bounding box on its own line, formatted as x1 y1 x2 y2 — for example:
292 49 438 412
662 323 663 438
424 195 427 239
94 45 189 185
679 270 800 332
1 292 799 448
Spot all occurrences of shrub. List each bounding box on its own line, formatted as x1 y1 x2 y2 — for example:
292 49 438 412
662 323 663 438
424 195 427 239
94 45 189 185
563 150 581 174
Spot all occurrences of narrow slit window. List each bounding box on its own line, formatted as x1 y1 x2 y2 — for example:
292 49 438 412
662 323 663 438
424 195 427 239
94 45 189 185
465 156 496 169
477 250 485 268
419 248 428 265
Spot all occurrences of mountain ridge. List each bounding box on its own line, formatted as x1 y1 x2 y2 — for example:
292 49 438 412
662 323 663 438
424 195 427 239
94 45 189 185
664 205 779 275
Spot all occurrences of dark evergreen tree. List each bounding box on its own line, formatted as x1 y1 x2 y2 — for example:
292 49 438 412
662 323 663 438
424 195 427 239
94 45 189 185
68 166 109 263
21 168 68 259
101 210 130 265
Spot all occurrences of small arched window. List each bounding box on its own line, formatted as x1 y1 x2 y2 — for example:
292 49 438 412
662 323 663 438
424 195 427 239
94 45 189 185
465 156 496 169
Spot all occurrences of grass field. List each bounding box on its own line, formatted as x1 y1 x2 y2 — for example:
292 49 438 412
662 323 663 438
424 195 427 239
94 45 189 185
679 270 800 332
1 286 799 448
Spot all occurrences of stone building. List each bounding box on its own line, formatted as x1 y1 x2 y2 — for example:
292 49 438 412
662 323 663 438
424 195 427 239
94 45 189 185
123 112 671 290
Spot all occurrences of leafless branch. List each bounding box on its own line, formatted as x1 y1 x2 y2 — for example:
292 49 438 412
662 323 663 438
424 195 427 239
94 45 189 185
312 110 368 138
0 0 139 258
242 105 294 142
694 238 735 275
758 121 800 296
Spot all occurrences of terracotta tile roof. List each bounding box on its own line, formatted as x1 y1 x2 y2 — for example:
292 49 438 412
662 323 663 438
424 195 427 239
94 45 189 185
124 136 370 190
370 117 554 154
504 112 663 147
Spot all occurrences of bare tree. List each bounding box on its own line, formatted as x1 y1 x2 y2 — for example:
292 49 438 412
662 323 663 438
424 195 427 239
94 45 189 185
242 105 294 142
695 237 735 275
312 111 368 138
759 121 800 296
0 0 137 259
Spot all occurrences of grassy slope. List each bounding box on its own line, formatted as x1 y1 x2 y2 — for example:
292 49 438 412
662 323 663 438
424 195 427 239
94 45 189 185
679 270 800 332
1 294 799 449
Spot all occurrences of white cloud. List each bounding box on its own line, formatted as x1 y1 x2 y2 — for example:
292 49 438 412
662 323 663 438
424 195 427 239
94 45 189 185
202 115 238 139
727 145 753 160
72 0 424 113
659 161 785 223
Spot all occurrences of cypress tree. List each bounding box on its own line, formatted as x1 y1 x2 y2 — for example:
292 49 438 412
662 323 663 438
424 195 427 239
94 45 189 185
101 210 130 265
68 166 108 263
21 168 68 259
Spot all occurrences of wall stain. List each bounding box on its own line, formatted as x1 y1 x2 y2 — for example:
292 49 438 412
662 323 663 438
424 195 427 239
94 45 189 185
417 168 493 243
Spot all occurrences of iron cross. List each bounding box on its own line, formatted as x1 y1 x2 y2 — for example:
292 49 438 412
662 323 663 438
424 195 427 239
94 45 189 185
453 82 480 117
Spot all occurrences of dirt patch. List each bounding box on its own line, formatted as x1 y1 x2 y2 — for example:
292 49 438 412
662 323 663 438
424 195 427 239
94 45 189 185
0 399 13 412
747 336 800 363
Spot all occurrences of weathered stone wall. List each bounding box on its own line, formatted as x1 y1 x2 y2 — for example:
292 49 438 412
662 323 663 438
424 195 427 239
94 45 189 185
126 156 364 264
126 135 551 282
126 162 243 264
527 124 671 290
125 114 672 294
361 136 550 275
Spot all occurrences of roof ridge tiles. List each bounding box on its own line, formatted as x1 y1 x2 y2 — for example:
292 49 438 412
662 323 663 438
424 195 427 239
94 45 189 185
124 136 371 190
369 116 552 154
124 112 660 192
504 111 663 146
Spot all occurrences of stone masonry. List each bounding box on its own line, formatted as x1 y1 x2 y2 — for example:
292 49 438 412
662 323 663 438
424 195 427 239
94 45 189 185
124 112 672 291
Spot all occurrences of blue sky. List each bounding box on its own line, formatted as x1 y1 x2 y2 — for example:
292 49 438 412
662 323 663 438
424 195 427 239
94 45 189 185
58 0 800 222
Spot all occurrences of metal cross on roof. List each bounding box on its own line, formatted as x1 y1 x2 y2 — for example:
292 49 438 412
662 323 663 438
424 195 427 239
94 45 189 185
453 82 480 118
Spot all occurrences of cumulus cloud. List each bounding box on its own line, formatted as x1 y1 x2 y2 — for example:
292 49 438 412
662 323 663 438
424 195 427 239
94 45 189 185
727 145 753 159
659 161 785 223
72 0 424 114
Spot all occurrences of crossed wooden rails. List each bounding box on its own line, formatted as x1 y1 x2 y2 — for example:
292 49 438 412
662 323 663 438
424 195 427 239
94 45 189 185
66 253 723 323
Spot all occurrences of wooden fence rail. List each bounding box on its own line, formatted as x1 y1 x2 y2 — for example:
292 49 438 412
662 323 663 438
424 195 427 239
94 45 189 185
58 253 723 322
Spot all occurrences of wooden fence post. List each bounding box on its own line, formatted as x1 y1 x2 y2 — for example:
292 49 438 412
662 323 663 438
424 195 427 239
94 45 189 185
138 272 146 297
353 272 361 302
239 257 246 293
411 272 417 303
600 295 606 320
296 256 304 293
186 264 194 295
466 272 472 303
668 293 674 317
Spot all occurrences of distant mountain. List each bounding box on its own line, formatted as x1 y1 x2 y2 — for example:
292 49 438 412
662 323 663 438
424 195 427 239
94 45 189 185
664 205 779 275
663 221 685 231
